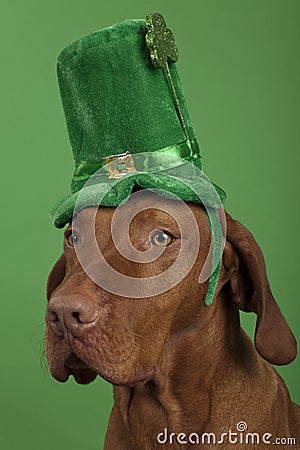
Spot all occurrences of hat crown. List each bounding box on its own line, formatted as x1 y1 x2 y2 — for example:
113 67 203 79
57 19 196 166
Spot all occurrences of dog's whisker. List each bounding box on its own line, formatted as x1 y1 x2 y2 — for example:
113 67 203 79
124 335 143 353
39 338 50 377
31 322 46 339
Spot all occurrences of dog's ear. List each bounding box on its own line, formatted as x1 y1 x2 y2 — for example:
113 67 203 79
223 212 297 366
46 254 66 301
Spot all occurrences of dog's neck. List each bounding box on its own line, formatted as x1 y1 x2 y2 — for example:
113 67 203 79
112 291 260 443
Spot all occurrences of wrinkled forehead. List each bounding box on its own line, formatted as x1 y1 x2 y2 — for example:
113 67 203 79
70 191 209 236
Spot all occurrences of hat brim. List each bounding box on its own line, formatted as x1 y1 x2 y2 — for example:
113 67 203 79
51 172 226 228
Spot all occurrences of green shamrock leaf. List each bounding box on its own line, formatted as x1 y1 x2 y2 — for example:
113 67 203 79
145 13 189 141
145 13 179 69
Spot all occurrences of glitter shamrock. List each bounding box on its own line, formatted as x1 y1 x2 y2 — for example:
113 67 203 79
145 13 189 141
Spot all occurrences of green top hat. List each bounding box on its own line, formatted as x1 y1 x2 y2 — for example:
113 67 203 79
51 14 225 229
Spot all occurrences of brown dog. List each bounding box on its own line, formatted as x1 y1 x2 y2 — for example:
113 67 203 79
46 192 299 449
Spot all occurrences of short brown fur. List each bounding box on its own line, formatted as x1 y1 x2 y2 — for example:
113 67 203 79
46 193 299 449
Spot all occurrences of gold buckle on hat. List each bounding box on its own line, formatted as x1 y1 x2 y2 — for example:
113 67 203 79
103 151 137 179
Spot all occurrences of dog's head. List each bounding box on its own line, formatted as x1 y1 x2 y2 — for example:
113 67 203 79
45 192 296 385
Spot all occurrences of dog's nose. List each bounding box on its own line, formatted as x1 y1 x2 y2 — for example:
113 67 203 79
46 295 99 338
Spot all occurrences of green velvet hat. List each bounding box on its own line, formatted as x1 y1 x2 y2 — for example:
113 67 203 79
51 14 226 229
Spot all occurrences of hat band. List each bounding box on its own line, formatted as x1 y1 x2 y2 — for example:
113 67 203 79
73 138 202 182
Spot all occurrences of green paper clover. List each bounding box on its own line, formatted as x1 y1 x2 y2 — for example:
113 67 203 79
145 13 179 69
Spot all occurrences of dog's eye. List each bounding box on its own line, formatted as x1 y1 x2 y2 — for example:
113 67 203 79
150 230 174 247
67 233 81 247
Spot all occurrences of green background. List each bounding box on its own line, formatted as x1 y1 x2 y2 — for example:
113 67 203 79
1 1 299 449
